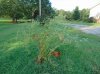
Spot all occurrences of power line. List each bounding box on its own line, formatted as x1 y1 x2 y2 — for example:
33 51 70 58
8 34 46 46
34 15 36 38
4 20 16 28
90 2 100 10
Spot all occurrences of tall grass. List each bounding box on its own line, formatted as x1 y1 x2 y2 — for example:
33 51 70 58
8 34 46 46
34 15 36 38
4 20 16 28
0 18 100 74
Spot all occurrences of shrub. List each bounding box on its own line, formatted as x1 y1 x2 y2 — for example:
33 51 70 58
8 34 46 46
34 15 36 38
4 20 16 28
88 17 96 23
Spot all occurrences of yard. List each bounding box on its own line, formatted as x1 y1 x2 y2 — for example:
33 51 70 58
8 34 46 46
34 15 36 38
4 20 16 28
0 18 100 74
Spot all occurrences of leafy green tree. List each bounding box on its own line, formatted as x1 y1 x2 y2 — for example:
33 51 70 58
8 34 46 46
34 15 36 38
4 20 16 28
80 9 90 22
18 0 38 19
17 0 55 21
0 0 23 23
73 6 80 20
40 0 55 22
56 10 66 16
0 0 54 23
65 11 72 20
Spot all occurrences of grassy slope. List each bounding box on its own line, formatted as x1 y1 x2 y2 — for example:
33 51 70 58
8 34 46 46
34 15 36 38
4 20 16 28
0 18 100 74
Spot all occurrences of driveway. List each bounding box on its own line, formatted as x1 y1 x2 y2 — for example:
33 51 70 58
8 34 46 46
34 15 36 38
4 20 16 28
68 24 100 36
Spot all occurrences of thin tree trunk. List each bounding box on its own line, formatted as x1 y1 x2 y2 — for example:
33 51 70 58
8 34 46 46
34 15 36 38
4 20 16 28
12 17 17 23
12 17 16 23
15 18 17 23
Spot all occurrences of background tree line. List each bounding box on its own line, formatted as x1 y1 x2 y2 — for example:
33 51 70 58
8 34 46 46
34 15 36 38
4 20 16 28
56 6 90 22
0 0 55 23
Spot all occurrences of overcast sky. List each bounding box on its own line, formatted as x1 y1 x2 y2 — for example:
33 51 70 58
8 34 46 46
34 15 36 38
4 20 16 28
50 0 100 11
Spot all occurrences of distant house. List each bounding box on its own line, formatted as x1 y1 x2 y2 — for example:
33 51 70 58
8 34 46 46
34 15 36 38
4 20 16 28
89 3 100 23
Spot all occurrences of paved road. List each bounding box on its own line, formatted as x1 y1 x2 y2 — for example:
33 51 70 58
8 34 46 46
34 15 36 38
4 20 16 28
68 24 100 36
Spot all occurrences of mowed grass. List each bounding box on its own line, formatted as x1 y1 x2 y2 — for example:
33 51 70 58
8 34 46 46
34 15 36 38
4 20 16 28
0 19 100 74
0 18 32 23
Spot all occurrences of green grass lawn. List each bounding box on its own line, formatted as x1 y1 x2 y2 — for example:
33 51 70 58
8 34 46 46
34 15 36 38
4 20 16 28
0 18 32 23
0 19 100 74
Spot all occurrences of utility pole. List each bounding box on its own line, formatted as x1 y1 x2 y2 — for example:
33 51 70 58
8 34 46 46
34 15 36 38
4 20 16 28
39 0 44 25
39 0 41 19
